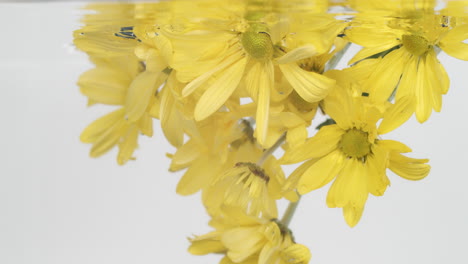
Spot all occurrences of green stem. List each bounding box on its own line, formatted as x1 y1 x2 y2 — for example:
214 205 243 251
324 42 351 72
280 196 301 227
256 133 286 166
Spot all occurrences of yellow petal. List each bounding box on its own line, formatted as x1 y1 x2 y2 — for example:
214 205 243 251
280 124 343 164
376 139 412 153
389 152 430 181
80 108 126 143
169 139 200 171
160 85 184 147
189 232 225 256
78 67 128 105
194 57 247 121
182 52 244 97
343 204 364 228
176 157 222 195
378 96 415 134
297 150 345 194
279 62 335 102
349 40 400 65
440 24 468 61
254 61 274 145
414 57 432 123
365 48 409 103
125 71 160 122
327 159 368 211
117 125 139 165
276 45 317 64
222 227 264 262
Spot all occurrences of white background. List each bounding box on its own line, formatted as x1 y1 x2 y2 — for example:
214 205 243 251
0 2 467 264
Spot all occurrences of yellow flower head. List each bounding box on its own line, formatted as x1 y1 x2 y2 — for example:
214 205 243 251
158 0 340 146
281 70 430 227
189 206 311 264
346 10 468 124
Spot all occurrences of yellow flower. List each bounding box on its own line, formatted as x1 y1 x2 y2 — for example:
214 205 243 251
78 55 154 165
159 1 339 145
189 207 311 264
281 70 430 227
346 11 468 123
169 112 245 195
203 140 288 218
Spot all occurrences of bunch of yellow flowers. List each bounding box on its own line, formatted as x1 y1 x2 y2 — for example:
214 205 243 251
74 0 468 263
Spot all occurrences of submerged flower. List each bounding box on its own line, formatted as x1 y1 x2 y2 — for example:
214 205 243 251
281 70 430 227
189 207 311 264
161 2 341 145
78 56 154 164
346 10 468 124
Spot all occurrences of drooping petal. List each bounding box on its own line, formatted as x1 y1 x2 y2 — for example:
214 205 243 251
194 57 247 121
80 108 126 143
365 48 410 103
327 159 369 214
223 227 265 262
276 45 317 64
389 152 430 181
125 71 163 122
117 125 139 165
176 156 222 195
182 52 244 97
342 204 364 228
169 139 202 171
188 231 225 255
255 61 274 145
78 67 129 105
378 96 415 134
414 56 433 123
160 83 184 147
279 62 335 103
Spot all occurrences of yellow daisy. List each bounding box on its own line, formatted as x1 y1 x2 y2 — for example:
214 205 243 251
160 1 339 145
346 11 468 123
203 140 288 218
189 206 311 264
281 70 430 227
169 112 245 195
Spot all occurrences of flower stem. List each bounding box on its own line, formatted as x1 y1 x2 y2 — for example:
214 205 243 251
281 196 301 228
256 133 286 166
325 42 351 72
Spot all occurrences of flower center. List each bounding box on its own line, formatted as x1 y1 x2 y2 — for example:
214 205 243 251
338 128 371 159
402 34 431 56
241 23 274 60
298 57 324 74
235 162 269 182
